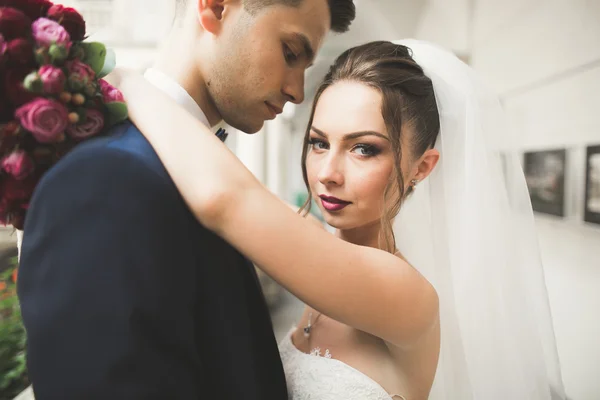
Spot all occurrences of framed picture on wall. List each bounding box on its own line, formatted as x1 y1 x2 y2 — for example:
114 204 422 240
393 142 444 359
523 149 566 217
584 145 600 225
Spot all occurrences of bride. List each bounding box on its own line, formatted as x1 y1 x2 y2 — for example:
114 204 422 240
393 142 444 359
111 40 566 399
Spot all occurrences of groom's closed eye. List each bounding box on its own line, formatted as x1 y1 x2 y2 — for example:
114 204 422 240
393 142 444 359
286 33 316 68
283 44 299 64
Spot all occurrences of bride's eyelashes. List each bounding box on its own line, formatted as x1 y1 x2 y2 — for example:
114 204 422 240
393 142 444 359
308 137 328 151
308 137 382 158
352 144 381 157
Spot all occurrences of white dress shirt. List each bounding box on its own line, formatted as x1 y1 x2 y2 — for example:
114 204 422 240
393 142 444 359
144 67 210 127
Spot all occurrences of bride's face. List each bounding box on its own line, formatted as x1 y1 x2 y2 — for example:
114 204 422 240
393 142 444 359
306 81 405 231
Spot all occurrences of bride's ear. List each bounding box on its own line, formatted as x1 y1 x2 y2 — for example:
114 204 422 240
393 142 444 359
413 148 440 182
197 0 226 34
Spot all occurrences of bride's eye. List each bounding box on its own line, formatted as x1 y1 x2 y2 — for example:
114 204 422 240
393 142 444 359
352 144 380 157
308 138 328 151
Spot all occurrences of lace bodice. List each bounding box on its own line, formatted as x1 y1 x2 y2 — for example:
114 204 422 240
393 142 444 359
279 329 405 400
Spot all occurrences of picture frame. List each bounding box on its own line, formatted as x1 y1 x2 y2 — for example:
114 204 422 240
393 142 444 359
584 145 600 225
523 149 567 217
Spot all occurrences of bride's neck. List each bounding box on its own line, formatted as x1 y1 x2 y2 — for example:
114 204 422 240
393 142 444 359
336 220 383 250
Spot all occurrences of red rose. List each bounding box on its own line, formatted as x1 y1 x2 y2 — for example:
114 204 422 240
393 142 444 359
0 7 32 40
0 33 6 61
47 4 85 41
15 98 68 143
2 149 34 180
5 68 37 107
67 108 104 139
1 174 36 201
0 0 53 20
0 120 21 153
98 79 124 103
0 174 36 230
6 37 33 65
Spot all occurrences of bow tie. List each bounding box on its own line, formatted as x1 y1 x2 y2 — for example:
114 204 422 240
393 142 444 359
216 128 228 143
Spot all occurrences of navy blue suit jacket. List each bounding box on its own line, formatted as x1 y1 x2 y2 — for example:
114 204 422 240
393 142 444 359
17 122 288 399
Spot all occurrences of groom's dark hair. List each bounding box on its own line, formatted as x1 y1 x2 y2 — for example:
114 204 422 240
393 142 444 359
174 0 355 33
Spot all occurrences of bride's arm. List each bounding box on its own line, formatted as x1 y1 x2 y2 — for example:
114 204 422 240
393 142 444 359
116 70 438 348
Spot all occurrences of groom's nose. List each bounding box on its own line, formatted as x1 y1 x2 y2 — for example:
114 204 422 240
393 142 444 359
282 69 305 104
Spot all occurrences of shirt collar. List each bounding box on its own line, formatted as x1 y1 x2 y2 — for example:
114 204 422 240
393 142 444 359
143 68 210 128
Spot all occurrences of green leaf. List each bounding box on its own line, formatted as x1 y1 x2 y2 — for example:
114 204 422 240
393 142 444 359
105 102 129 126
81 42 107 75
98 48 117 79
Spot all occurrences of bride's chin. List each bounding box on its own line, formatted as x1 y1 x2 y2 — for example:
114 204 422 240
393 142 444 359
321 215 351 230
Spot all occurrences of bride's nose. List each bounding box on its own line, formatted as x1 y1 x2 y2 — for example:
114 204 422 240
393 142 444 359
318 153 345 186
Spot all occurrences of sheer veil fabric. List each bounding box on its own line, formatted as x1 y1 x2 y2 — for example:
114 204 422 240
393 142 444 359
392 39 566 399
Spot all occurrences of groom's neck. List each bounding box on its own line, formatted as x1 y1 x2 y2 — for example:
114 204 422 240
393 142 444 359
153 32 222 127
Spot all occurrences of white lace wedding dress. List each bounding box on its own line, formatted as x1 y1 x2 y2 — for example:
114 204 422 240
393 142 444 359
279 329 405 400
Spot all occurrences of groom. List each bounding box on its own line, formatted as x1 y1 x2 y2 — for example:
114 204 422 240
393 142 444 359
17 0 355 399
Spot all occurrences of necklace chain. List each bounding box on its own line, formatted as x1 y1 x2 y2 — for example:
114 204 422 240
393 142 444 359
303 311 322 339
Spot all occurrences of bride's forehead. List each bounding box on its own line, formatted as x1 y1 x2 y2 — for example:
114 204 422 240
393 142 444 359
313 82 387 135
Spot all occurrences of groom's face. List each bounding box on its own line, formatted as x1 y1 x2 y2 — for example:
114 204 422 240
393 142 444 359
205 0 331 133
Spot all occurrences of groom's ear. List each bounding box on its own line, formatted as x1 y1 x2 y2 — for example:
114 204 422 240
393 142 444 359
197 0 228 34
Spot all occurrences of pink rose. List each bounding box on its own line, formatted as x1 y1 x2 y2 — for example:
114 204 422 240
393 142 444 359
67 108 104 139
2 150 34 180
98 79 124 103
38 65 65 94
66 59 95 82
15 98 68 143
31 17 71 49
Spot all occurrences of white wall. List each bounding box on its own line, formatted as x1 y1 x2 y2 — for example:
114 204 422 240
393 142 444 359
414 0 471 56
467 1 600 398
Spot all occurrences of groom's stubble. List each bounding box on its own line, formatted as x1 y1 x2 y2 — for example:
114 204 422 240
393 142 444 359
156 0 354 134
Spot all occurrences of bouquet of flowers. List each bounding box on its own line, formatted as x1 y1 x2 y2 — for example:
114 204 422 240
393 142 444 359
0 0 128 230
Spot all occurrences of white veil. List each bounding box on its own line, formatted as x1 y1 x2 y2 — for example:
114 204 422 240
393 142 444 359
392 40 566 399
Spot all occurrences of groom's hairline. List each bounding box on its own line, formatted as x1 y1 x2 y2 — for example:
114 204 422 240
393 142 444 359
173 0 304 22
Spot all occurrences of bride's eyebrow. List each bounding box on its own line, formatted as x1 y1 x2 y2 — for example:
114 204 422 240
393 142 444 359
311 126 389 142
